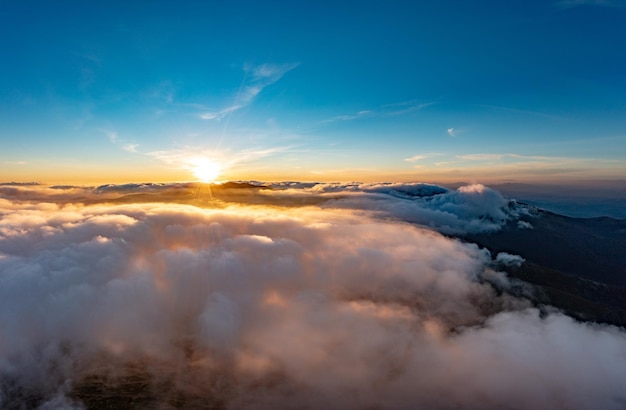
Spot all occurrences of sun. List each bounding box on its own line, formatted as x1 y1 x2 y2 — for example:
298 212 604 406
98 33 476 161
191 158 222 182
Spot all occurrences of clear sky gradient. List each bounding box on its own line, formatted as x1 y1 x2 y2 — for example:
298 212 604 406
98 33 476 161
1 0 626 184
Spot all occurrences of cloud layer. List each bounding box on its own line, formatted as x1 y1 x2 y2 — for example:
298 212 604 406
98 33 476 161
264 182 531 234
1 186 625 408
0 181 531 236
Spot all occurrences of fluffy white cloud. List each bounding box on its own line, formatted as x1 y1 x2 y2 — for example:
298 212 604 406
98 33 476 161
1 189 625 408
264 182 530 234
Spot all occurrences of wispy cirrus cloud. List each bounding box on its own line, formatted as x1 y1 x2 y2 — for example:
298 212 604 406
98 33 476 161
103 129 140 154
103 130 118 143
123 144 139 153
199 63 299 121
446 153 624 180
404 152 626 182
457 153 561 162
322 100 433 123
404 153 442 163
327 110 373 122
404 154 428 162
457 153 507 161
410 158 625 183
147 145 290 177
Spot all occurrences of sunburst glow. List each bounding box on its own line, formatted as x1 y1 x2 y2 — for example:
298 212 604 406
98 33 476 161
191 158 222 182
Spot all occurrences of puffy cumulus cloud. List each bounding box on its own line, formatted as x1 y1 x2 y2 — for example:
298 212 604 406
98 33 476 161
264 182 529 234
1 193 626 409
495 252 526 267
517 220 534 229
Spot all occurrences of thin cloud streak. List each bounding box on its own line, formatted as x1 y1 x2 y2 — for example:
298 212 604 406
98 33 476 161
102 130 118 143
405 155 428 162
199 63 299 121
404 153 442 163
123 144 139 153
104 129 139 155
146 145 291 178
403 152 626 183
322 101 433 123
457 153 508 161
455 153 619 163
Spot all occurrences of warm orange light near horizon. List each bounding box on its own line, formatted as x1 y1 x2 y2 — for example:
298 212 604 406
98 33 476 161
191 158 222 182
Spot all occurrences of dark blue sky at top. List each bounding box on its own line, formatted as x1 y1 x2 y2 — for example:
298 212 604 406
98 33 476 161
4 1 624 104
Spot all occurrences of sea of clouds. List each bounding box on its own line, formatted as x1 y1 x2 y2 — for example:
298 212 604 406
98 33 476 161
1 182 625 409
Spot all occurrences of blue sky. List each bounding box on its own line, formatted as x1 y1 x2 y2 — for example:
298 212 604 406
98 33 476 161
1 0 625 183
